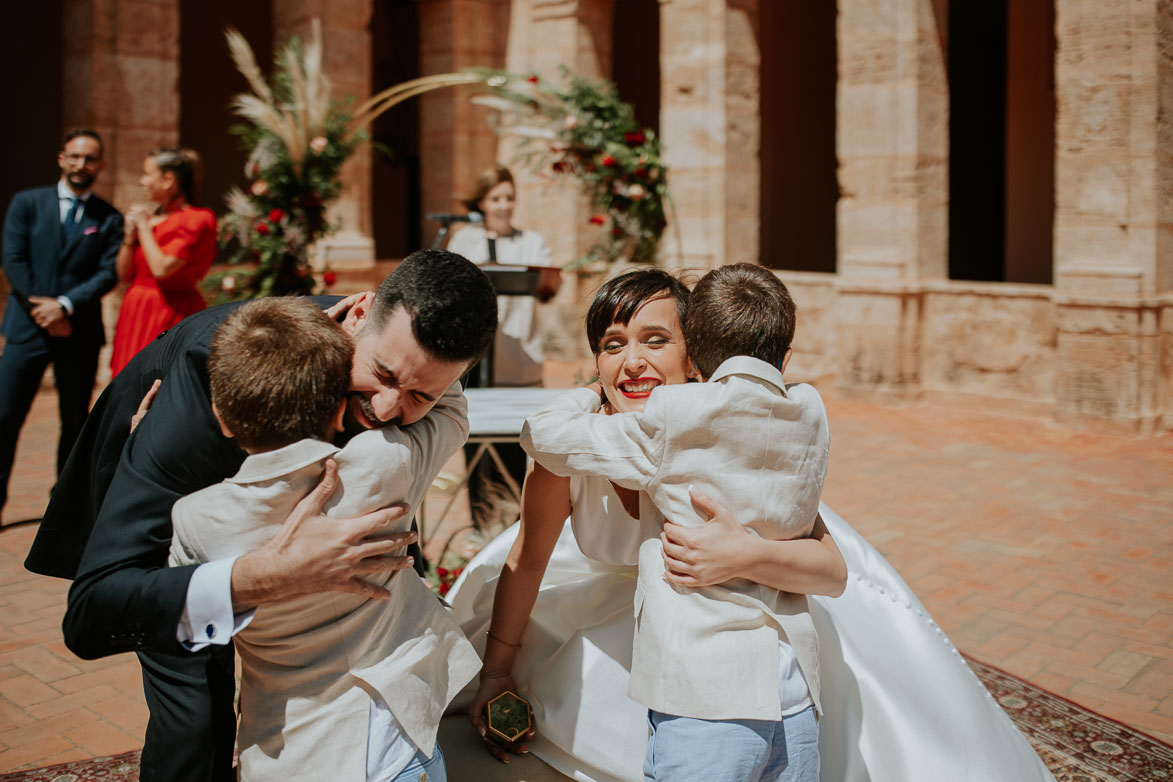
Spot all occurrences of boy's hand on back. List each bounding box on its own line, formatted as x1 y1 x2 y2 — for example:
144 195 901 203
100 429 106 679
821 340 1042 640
229 459 417 611
661 488 751 587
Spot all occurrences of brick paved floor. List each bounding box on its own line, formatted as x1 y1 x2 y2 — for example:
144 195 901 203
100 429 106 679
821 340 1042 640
1 376 1171 772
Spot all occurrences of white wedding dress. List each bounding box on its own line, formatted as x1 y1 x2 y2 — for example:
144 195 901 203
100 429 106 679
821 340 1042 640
448 477 1055 782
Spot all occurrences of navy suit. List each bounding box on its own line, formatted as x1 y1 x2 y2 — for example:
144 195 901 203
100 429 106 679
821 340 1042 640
26 297 342 781
0 185 122 512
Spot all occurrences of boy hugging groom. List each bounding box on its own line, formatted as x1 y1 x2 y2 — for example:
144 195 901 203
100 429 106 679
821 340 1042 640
169 297 479 782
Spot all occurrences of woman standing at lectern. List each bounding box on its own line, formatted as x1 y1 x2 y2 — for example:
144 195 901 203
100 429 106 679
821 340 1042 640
448 164 561 528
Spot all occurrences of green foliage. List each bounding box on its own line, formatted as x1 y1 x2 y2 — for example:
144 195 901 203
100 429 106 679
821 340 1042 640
470 67 669 270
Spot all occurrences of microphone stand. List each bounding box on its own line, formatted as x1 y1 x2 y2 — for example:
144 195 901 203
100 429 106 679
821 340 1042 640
431 220 454 249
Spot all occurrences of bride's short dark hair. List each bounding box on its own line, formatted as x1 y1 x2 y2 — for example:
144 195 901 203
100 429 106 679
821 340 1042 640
586 268 690 354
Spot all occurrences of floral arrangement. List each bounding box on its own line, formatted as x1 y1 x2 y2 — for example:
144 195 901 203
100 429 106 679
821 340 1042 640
470 67 669 269
205 22 362 304
425 550 469 598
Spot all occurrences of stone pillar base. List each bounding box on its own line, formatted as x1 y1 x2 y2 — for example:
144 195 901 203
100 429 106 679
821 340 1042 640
834 282 923 398
312 230 377 270
1054 296 1166 435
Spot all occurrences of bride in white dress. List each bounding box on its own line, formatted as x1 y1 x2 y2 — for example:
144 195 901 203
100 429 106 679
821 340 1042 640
449 269 1053 782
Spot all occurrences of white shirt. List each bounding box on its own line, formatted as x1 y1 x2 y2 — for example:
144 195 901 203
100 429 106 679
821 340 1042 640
446 226 555 386
521 357 830 720
53 179 92 315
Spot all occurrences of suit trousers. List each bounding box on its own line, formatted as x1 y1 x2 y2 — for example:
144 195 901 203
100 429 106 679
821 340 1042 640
137 643 237 782
0 335 98 511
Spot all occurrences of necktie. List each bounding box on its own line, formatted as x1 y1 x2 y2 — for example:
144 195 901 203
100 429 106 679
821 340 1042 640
63 197 82 240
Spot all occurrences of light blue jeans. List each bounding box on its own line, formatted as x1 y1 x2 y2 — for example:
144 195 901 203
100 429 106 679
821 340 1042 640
388 743 446 782
643 706 818 782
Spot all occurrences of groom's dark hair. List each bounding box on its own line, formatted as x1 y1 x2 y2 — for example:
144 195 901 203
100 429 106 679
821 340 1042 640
366 248 497 365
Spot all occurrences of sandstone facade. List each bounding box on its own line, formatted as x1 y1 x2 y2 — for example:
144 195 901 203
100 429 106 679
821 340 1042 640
10 0 1172 433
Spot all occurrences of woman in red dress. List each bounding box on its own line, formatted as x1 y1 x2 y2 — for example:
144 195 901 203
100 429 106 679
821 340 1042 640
110 147 216 376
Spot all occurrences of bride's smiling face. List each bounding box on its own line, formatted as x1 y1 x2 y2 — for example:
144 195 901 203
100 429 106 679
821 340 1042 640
596 294 691 414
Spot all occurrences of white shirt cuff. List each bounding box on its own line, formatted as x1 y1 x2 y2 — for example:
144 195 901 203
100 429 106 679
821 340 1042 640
56 296 74 316
177 557 255 651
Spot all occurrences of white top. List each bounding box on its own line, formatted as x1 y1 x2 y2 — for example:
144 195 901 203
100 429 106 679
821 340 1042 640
168 384 480 782
447 226 554 387
521 356 830 720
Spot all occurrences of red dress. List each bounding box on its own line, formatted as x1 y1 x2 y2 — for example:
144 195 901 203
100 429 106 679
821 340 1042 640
110 207 217 376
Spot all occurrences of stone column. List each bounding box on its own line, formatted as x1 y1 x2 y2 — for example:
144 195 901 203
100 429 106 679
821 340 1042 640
657 0 759 271
273 0 376 268
497 0 615 267
1052 0 1172 432
63 0 181 208
416 0 507 247
833 0 949 397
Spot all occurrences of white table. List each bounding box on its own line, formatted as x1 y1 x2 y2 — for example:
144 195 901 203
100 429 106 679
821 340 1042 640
423 387 566 540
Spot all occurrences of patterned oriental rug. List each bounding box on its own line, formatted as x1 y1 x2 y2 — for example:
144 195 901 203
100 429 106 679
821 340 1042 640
1 657 1170 781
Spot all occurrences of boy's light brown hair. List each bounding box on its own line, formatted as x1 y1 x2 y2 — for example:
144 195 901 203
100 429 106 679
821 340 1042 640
208 298 354 451
683 263 797 379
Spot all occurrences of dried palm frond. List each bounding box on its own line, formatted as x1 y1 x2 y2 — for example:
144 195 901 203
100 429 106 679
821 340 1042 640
498 125 558 140
282 41 309 172
225 27 273 105
229 94 286 140
350 72 485 131
302 20 331 138
224 185 259 219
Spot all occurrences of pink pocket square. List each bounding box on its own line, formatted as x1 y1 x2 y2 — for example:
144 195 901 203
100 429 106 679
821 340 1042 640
83 225 98 235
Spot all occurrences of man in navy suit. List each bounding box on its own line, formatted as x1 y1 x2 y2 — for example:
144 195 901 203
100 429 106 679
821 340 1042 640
0 128 122 519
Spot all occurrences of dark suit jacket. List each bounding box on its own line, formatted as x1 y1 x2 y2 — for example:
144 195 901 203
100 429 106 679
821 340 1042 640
2 186 122 346
25 296 341 659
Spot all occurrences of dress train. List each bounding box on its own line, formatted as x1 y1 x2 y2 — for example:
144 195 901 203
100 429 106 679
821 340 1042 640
448 503 1054 781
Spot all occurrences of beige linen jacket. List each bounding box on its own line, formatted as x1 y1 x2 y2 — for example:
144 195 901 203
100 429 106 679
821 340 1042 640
169 384 479 782
520 357 830 720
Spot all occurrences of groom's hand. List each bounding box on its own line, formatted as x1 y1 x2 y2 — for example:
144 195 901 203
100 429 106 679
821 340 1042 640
229 459 416 612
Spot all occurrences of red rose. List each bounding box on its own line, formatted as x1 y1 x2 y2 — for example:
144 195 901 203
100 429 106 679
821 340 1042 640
526 75 539 84
255 222 269 236
634 166 647 178
624 130 646 146
323 270 337 287
601 155 616 167
589 214 606 225
439 581 452 596
611 227 625 238
268 208 285 223
437 567 449 578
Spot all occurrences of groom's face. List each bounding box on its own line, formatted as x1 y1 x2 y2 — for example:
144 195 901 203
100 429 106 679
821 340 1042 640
345 305 468 429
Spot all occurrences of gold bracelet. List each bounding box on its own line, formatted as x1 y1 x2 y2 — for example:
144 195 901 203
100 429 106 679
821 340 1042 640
486 630 521 648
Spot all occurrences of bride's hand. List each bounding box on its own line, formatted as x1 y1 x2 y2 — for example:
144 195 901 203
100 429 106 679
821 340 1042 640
661 488 751 587
469 671 535 763
323 291 371 321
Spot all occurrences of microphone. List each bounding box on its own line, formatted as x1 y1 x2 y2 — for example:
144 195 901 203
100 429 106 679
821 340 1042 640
427 212 483 225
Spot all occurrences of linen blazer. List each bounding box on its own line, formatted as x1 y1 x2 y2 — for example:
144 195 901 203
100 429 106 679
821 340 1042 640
2 186 122 346
24 297 336 658
520 356 830 720
169 385 478 782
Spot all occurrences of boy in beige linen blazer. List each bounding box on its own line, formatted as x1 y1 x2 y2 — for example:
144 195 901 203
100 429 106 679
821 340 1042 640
167 299 479 782
521 264 831 780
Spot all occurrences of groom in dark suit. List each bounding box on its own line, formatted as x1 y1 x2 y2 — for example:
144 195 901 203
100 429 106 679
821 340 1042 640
25 249 498 781
0 128 122 519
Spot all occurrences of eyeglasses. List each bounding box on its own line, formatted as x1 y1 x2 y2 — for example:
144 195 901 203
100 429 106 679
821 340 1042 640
62 153 102 165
